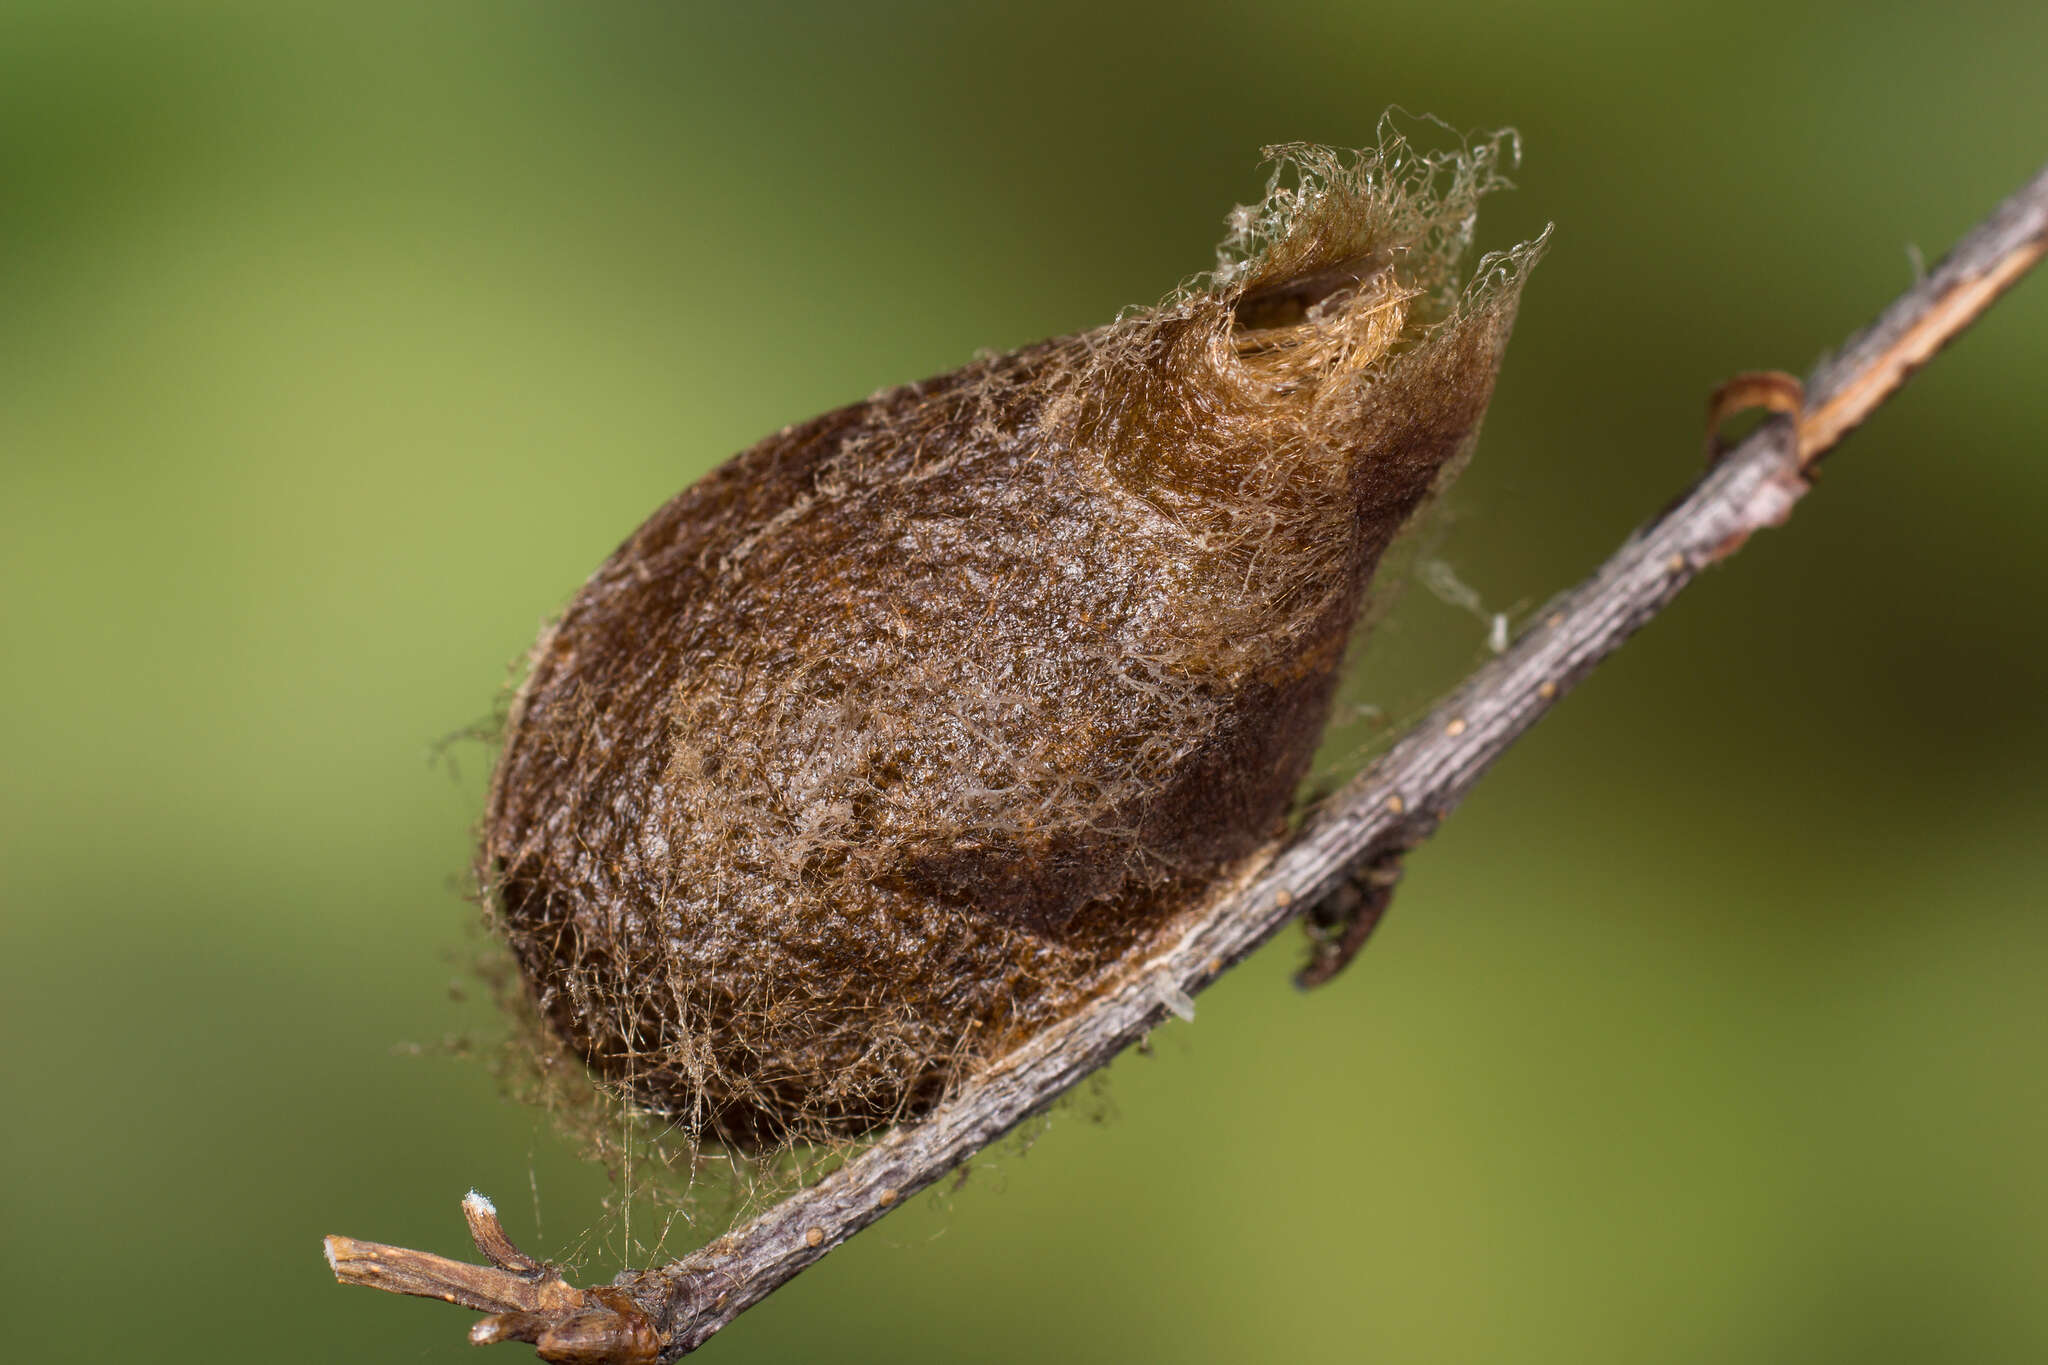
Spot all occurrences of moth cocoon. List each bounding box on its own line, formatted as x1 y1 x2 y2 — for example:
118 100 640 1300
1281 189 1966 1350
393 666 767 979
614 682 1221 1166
484 126 1544 1149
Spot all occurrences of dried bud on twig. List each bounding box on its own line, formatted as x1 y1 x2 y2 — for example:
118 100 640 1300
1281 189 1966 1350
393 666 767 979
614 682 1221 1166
483 126 1543 1148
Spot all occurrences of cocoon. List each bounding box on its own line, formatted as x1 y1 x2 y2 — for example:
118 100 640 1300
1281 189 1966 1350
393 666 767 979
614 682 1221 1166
484 128 1543 1148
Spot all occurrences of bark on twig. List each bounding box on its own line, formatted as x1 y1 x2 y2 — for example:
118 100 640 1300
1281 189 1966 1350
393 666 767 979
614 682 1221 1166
327 158 2048 1362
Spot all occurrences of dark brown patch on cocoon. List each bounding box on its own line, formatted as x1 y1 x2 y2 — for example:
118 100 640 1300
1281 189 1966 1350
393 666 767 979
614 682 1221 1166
484 131 1543 1149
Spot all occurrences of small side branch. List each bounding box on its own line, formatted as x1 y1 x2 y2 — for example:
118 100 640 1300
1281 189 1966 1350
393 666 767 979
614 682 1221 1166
327 157 2048 1362
326 1192 657 1364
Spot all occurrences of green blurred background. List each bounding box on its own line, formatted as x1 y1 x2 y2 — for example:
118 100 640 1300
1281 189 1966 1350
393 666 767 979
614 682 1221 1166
4 2 2045 1360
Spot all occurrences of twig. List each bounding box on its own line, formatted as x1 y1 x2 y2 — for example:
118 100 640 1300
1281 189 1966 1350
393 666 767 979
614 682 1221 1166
327 158 2048 1363
326 1192 660 1362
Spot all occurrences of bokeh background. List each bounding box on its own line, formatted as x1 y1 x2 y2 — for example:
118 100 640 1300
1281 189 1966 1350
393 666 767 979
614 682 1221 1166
5 3 2046 1361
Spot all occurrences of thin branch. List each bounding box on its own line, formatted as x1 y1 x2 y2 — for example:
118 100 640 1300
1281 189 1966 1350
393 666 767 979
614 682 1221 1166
327 1192 660 1362
327 158 2048 1363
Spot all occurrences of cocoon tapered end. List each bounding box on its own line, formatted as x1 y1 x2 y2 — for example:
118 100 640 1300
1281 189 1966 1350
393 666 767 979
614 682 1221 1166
483 122 1544 1149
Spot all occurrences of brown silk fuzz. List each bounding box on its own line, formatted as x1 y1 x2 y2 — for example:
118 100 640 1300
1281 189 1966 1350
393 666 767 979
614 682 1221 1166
483 128 1545 1149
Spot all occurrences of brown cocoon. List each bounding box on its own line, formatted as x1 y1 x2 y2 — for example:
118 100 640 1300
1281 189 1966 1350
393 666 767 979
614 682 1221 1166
484 128 1544 1149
